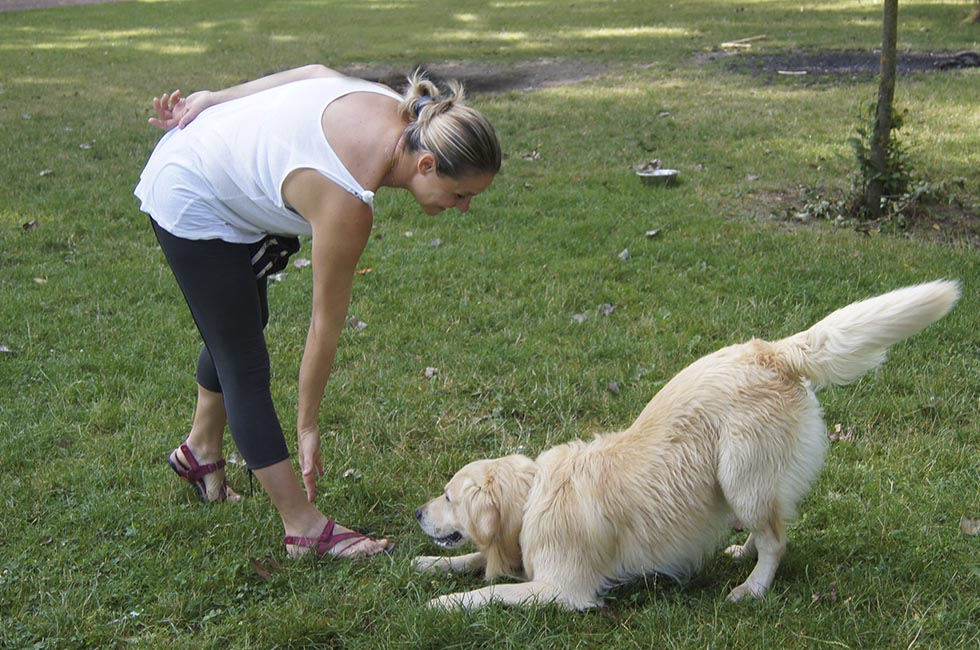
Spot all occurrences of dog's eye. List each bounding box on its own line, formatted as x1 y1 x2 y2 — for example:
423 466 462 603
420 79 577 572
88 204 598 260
444 494 451 503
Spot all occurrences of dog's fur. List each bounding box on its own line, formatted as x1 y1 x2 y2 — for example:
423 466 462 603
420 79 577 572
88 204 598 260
414 281 960 610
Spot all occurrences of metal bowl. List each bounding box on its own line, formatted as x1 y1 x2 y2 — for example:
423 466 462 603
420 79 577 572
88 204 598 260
637 168 679 187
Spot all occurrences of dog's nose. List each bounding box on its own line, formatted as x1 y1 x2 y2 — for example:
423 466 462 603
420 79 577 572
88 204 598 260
415 507 423 521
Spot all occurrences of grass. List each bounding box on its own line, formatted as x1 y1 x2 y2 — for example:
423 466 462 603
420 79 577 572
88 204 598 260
1 0 978 648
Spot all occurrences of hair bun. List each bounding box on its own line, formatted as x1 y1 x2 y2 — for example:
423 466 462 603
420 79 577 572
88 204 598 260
413 95 433 117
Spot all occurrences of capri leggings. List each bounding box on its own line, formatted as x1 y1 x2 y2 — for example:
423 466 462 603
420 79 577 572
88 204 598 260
151 218 290 470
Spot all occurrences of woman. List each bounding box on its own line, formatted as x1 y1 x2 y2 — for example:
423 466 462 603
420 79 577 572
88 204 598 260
135 64 501 558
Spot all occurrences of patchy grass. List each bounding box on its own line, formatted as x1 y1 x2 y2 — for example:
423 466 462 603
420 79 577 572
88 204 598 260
0 1 978 648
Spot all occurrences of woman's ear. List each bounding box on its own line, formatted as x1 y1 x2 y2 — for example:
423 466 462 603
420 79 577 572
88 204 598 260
416 152 436 175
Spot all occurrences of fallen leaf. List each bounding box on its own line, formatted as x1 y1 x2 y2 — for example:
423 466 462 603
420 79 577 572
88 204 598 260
39 169 53 177
34 278 48 285
960 517 980 536
268 272 286 282
828 423 855 442
607 381 621 394
572 313 588 324
618 248 630 261
598 304 615 316
522 150 540 161
424 367 438 379
22 219 39 231
0 343 13 354
355 268 373 275
292 258 311 269
343 468 363 480
79 142 93 150
429 238 443 248
745 173 760 182
346 317 367 331
645 229 661 238
249 556 281 581
403 231 414 238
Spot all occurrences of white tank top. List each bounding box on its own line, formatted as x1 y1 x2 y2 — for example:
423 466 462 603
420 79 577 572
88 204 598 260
134 77 402 243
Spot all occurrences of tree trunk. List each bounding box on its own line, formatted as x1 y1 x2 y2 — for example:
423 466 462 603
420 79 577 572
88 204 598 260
864 0 899 217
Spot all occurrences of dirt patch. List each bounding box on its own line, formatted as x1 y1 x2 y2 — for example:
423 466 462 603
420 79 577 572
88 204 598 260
744 186 980 248
709 48 980 82
340 59 612 95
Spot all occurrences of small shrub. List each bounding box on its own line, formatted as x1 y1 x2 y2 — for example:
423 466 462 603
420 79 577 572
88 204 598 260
847 101 911 218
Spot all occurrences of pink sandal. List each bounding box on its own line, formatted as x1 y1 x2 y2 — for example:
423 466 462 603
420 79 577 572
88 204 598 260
168 441 230 504
284 519 389 558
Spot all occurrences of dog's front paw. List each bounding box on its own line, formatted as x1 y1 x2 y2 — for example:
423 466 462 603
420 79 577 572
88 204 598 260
726 580 767 603
425 593 461 610
413 555 448 573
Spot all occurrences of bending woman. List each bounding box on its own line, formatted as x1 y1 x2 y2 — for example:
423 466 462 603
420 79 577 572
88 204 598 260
135 64 501 558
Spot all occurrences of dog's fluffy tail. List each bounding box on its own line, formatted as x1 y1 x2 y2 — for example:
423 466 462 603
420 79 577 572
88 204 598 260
777 280 960 390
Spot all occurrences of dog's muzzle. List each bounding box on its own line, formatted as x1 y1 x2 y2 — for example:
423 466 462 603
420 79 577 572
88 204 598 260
416 507 465 548
432 531 464 548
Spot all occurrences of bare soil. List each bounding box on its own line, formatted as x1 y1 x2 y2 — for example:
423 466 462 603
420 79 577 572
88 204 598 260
710 47 980 83
744 186 980 248
340 59 613 94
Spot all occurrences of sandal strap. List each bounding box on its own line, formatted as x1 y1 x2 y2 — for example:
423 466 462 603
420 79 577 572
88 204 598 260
284 519 336 550
177 443 226 482
284 520 378 557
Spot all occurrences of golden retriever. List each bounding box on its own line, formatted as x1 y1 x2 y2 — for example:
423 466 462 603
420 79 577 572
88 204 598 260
414 281 960 610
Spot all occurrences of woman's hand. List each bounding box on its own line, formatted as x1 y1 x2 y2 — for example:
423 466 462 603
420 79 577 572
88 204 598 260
148 89 214 130
297 425 324 502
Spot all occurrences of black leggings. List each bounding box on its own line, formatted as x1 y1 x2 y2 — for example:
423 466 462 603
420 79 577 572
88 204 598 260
151 218 289 470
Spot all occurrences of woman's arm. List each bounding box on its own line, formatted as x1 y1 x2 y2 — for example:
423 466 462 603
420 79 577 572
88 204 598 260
282 169 374 501
149 64 342 130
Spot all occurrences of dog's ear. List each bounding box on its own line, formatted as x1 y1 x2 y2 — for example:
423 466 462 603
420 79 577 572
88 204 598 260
475 455 537 580
461 477 501 547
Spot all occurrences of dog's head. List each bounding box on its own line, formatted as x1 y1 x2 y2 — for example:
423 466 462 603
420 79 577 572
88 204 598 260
416 454 537 579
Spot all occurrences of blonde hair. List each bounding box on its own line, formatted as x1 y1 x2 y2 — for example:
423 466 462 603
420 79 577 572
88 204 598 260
398 70 501 179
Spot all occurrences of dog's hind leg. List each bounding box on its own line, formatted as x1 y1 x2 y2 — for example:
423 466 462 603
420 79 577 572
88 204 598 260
718 385 822 600
725 512 785 602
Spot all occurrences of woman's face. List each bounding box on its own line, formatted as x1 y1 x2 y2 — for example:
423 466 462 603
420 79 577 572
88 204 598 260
411 155 496 215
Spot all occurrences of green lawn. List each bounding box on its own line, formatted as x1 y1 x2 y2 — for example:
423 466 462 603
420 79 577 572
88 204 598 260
1 1 978 648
